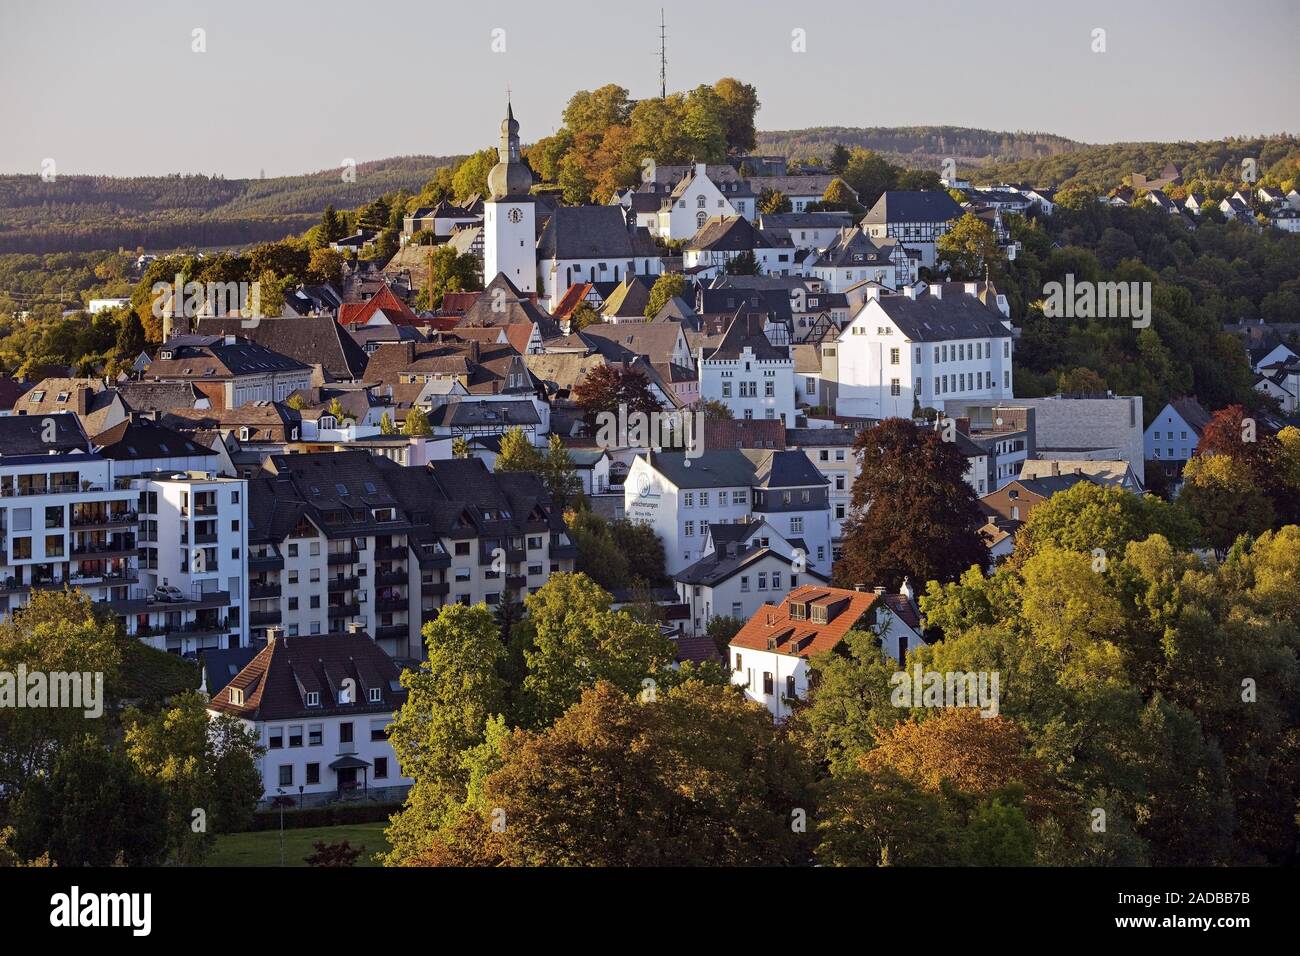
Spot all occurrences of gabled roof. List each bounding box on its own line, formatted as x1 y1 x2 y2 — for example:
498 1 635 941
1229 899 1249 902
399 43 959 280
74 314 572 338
686 215 775 252
863 190 963 225
149 336 310 378
337 284 420 328
206 632 407 722
0 412 91 456
197 316 368 381
93 419 216 461
599 275 655 318
537 206 659 260
1169 396 1211 435
675 544 827 587
704 312 789 362
859 291 1009 343
117 381 206 413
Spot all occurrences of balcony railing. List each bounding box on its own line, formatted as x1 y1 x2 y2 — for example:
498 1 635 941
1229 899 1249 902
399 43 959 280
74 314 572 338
250 583 281 600
422 581 450 596
249 610 281 626
327 550 358 566
71 510 138 529
375 595 407 613
375 624 407 640
250 552 284 571
374 545 406 561
375 569 406 587
328 603 361 619
327 575 359 592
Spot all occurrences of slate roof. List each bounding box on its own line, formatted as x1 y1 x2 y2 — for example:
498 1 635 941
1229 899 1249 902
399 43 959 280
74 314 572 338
746 174 850 197
93 419 216 461
687 215 777 252
117 381 206 413
1170 396 1211 436
675 544 827 587
0 412 91 456
784 426 859 447
866 291 1010 342
815 228 901 268
149 336 310 378
536 206 659 260
643 448 823 490
704 313 790 362
197 316 368 381
207 632 407 722
863 190 963 225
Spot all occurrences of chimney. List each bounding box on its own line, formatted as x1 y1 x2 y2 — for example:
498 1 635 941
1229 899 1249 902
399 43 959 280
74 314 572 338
955 416 970 435
266 626 284 644
224 334 237 346
900 576 915 601
865 286 881 302
1051 461 1060 476
903 284 919 300
347 621 364 635
853 583 866 592
872 586 886 595
73 386 90 416
930 284 942 300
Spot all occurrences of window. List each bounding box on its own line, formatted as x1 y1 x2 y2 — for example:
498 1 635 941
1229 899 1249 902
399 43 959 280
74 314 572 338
371 719 387 741
305 691 319 707
790 516 803 534
306 763 320 785
740 575 750 592
278 765 293 787
757 572 767 590
806 376 817 395
308 724 322 746
890 378 900 396
889 347 899 365
772 571 781 590
721 382 731 398
368 687 382 703
763 672 774 695
734 652 742 671
765 380 774 397
374 757 389 780
786 675 796 699
268 727 283 749
682 492 694 507
288 725 303 747
339 723 353 744
699 492 709 507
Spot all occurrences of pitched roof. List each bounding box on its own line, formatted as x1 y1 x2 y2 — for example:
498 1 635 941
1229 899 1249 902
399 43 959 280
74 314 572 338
729 585 880 657
337 284 420 327
704 418 786 451
149 336 310 378
93 419 216 461
687 215 775 252
1169 396 1212 435
0 412 91 456
116 381 206 413
863 190 963 225
536 206 658 260
864 291 1009 343
206 632 407 722
197 316 368 380
704 312 789 362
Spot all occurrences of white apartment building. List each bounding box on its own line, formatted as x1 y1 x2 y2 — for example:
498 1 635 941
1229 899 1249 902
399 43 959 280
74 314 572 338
207 628 413 806
699 314 797 426
784 427 860 559
625 449 831 577
835 285 1014 419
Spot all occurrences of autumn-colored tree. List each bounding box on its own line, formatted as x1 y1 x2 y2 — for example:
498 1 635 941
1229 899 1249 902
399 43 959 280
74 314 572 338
573 363 661 429
713 77 760 154
540 433 580 509
568 302 601 331
834 418 986 591
1179 454 1274 551
701 398 733 421
1056 365 1108 395
305 247 345 286
401 406 432 437
758 188 792 215
412 681 812 866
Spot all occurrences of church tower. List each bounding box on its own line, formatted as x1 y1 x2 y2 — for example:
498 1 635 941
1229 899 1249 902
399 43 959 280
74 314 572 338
483 102 536 293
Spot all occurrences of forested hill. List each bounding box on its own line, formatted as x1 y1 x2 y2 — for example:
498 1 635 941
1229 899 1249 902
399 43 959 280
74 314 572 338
972 134 1300 189
0 155 461 254
756 125 1082 169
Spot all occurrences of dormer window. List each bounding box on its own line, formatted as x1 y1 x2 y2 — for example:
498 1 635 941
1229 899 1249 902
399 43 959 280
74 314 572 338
368 687 382 703
306 691 320 707
229 687 244 705
811 604 828 624
789 601 807 621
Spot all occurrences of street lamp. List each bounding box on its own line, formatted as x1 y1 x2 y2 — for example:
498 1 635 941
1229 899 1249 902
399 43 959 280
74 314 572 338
275 788 286 867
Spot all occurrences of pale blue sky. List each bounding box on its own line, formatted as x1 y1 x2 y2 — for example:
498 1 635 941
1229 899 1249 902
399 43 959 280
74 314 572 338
1 0 1296 177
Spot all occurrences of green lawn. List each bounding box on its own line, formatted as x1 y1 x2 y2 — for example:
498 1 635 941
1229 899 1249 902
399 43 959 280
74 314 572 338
206 822 391 867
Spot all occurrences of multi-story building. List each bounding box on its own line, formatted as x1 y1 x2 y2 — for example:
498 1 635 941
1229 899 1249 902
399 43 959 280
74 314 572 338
835 285 1014 419
0 415 140 625
131 470 248 655
699 314 797 426
674 520 828 636
625 448 831 577
1144 397 1210 485
784 426 861 559
247 452 578 661
861 190 965 269
0 414 249 656
144 334 313 411
206 627 413 806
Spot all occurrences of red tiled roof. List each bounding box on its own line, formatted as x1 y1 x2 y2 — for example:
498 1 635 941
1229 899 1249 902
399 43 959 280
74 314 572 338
730 585 880 658
674 632 723 665
440 291 482 315
552 283 594 320
704 418 787 451
338 284 420 327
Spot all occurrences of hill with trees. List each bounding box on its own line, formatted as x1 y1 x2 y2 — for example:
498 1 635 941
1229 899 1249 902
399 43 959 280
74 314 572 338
757 126 1082 170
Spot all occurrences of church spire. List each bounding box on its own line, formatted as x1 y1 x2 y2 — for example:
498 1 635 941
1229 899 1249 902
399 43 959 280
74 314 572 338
488 98 532 200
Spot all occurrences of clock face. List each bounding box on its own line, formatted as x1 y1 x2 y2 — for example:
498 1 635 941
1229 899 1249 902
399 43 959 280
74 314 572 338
506 207 523 224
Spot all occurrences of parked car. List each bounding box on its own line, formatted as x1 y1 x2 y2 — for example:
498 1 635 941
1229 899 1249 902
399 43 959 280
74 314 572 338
153 584 186 603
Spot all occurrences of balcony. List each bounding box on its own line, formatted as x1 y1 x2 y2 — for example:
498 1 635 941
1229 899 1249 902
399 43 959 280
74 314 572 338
422 581 450 596
375 595 407 613
173 616 237 636
71 510 138 530
417 550 451 570
72 539 137 559
109 588 232 615
328 603 361 619
192 530 219 544
375 569 406 587
250 552 284 571
505 574 527 590
327 575 359 592
375 624 407 641
249 609 282 626
190 501 218 517
327 550 358 566
250 583 281 600
374 545 406 561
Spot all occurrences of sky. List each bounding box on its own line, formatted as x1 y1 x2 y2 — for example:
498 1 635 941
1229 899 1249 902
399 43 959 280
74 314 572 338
1 0 1296 178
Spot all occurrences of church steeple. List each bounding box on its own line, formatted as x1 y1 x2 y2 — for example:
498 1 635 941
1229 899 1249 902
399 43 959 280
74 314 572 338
488 98 531 199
